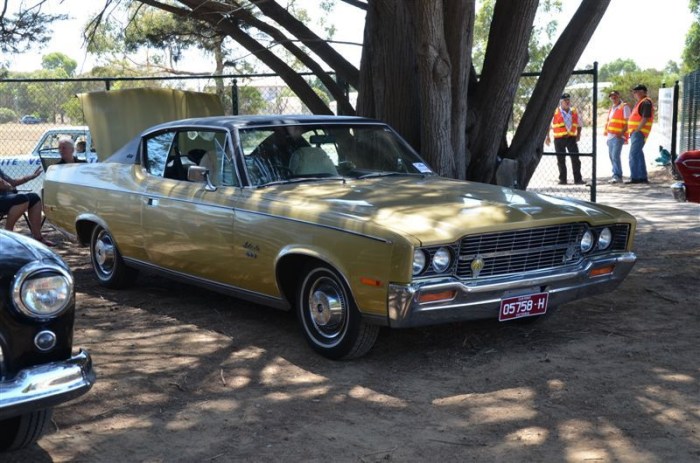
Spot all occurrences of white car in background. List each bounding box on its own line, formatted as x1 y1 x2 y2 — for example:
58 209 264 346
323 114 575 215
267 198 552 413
0 126 98 192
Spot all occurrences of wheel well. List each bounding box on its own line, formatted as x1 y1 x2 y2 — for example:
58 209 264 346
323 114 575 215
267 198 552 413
276 254 329 308
75 220 98 246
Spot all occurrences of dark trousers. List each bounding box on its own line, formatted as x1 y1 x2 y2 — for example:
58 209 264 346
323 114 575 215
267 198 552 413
553 136 582 183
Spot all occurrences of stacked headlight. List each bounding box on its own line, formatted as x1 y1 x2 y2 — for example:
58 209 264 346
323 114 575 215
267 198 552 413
597 227 612 250
581 226 615 253
11 262 73 319
412 246 454 276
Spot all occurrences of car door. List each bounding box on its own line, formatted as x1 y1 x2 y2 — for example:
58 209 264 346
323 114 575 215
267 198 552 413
140 128 242 285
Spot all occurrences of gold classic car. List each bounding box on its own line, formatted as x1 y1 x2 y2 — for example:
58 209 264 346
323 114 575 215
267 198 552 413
43 115 637 359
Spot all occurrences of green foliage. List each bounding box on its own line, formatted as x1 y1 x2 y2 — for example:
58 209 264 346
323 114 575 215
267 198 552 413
474 0 561 73
0 107 18 123
682 0 700 72
599 59 639 81
238 86 267 115
42 52 78 76
604 68 680 104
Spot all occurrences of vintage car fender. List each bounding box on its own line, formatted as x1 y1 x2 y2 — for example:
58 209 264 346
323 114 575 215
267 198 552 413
671 150 700 203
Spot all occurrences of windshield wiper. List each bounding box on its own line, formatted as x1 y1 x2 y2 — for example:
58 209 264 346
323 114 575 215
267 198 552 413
356 171 419 179
257 176 346 188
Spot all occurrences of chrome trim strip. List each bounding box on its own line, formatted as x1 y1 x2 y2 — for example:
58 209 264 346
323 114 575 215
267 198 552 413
122 257 291 310
0 349 96 420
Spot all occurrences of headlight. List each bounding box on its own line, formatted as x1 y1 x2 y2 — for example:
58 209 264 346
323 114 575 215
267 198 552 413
598 227 612 250
431 247 452 273
11 262 73 319
412 249 427 275
580 230 594 253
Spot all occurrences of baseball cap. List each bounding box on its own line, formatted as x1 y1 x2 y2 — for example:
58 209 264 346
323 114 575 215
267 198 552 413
632 84 647 92
560 93 571 99
608 90 620 97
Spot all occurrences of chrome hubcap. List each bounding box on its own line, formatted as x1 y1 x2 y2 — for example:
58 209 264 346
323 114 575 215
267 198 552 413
308 278 345 339
95 231 115 275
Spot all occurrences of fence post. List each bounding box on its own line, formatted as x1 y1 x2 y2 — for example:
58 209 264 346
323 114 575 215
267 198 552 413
591 62 598 202
232 78 239 115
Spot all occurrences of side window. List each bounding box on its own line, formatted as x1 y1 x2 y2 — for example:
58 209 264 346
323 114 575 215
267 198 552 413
178 130 239 187
145 132 176 178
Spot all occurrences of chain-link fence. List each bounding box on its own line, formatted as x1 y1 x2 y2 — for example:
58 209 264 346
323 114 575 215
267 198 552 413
680 69 700 152
0 73 341 189
1 70 596 199
516 67 598 202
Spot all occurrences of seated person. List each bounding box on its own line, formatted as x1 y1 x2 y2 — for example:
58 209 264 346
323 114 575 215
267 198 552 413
0 167 54 246
75 140 87 154
57 138 86 164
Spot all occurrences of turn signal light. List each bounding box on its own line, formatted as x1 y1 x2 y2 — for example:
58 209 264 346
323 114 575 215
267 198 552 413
590 265 615 277
418 290 457 304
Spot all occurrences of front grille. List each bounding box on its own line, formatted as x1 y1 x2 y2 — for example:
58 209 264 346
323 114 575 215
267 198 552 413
455 223 630 280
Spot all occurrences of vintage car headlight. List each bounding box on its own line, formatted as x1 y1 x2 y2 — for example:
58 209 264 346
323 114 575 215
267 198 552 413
598 227 613 250
580 230 595 253
11 262 73 319
431 247 452 273
412 249 427 275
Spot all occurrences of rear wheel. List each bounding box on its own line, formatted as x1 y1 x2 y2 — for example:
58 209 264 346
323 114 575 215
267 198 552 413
297 265 379 360
0 409 52 451
90 226 138 288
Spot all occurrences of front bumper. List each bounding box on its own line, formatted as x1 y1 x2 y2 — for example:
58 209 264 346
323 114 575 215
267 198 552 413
671 182 686 202
387 252 637 328
0 349 95 420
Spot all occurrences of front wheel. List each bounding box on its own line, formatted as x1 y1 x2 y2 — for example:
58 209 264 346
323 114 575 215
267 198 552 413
90 225 138 289
297 265 379 360
0 409 52 451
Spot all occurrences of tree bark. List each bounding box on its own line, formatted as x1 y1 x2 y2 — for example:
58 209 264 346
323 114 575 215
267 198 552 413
357 0 421 148
444 0 473 180
409 0 455 176
249 0 360 89
467 0 539 183
509 0 610 188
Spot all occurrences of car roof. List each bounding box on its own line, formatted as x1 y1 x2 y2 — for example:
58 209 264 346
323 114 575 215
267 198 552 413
144 115 384 133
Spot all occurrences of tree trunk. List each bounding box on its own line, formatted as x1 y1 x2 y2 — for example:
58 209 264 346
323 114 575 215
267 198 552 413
249 0 360 89
409 0 455 177
509 0 610 189
357 0 421 149
467 0 539 183
444 0 473 180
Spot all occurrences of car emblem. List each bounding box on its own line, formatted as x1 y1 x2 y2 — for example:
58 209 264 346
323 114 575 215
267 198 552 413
471 256 485 278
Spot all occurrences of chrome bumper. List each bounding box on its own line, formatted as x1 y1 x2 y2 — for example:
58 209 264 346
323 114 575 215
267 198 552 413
671 182 687 202
0 349 95 420
387 252 637 328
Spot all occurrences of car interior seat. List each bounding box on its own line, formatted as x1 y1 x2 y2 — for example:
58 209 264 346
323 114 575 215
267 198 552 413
289 147 338 176
198 150 220 185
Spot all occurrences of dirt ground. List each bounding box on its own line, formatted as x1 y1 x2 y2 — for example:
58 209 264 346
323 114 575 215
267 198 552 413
5 167 700 463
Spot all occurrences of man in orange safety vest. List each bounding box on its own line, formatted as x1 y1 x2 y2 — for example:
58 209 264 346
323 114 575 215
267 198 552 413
603 90 630 184
545 93 584 185
625 84 654 184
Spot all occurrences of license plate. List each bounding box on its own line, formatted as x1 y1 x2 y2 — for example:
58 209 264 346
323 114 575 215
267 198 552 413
499 292 548 321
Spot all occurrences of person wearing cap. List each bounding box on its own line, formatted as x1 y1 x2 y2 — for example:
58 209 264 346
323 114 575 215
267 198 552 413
604 90 630 184
626 84 653 184
545 93 584 185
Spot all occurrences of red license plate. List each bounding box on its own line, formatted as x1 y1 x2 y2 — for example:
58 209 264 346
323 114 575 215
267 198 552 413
499 292 549 321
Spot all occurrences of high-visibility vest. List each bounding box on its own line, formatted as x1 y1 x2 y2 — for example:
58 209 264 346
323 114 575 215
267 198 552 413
604 103 628 138
627 97 654 140
551 107 579 138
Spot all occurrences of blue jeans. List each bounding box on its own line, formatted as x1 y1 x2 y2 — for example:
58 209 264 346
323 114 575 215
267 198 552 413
607 137 624 179
628 131 648 181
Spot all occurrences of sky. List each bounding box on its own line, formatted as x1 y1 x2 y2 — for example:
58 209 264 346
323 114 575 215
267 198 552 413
1 0 694 74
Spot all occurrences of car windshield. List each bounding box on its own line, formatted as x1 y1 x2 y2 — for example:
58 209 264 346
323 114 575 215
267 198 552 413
238 123 433 186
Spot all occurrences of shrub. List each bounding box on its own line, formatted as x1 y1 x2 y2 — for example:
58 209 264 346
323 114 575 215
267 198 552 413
0 107 17 123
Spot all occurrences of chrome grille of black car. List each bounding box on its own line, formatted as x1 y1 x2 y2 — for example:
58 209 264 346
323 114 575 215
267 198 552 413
456 223 630 280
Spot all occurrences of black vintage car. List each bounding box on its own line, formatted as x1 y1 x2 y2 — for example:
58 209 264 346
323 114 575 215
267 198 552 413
0 230 95 451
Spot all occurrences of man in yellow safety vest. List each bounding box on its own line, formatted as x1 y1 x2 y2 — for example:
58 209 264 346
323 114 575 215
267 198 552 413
545 93 584 185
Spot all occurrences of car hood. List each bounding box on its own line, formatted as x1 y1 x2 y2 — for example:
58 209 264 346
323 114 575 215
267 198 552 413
0 230 67 276
252 176 634 245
